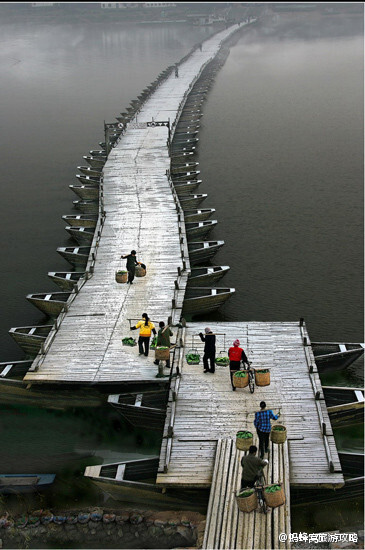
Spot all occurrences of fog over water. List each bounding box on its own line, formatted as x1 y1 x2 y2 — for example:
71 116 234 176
0 8 363 530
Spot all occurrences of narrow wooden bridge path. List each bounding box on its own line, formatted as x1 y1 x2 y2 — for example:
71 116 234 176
24 25 242 384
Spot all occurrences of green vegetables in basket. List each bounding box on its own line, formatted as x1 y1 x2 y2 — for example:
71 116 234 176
272 426 286 431
122 337 137 346
117 270 128 274
186 353 200 363
238 489 254 498
236 431 253 439
157 346 169 350
234 371 247 377
265 485 282 493
256 369 269 373
150 337 157 349
215 356 229 364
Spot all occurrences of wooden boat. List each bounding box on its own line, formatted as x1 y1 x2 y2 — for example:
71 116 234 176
73 200 99 214
323 386 364 427
69 185 99 201
62 214 98 228
171 170 201 181
26 292 71 318
173 126 200 136
185 220 217 240
75 174 101 186
9 325 53 356
172 130 199 140
188 241 225 264
0 360 33 379
84 458 209 512
77 166 102 177
57 246 91 267
48 271 85 291
83 156 105 169
182 287 235 315
173 180 201 195
170 152 196 165
184 208 215 222
338 452 364 478
179 194 207 209
0 474 56 494
311 342 364 371
170 162 199 174
175 118 201 128
65 226 95 245
291 477 362 506
171 138 199 151
108 389 169 431
187 266 230 286
89 150 106 158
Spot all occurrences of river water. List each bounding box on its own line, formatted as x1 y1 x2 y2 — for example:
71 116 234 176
0 8 363 539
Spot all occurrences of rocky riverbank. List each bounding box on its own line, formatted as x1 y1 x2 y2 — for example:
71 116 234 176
0 508 206 549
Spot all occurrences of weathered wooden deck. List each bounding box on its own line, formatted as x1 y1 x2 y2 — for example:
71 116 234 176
202 438 291 550
157 321 344 488
24 26 241 384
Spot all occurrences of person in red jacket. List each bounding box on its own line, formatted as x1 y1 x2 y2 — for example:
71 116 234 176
228 339 249 391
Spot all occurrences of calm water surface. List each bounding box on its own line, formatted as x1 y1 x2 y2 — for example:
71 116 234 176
0 12 363 533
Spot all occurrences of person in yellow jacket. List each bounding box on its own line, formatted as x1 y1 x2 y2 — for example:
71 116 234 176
131 313 157 357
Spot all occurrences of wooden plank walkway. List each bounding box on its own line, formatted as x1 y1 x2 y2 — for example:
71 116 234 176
202 438 291 550
157 321 344 487
24 25 241 384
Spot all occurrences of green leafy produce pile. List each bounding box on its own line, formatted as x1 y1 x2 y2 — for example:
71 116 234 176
256 369 269 373
122 337 137 346
236 431 253 439
272 426 286 431
265 485 281 493
150 337 157 349
157 346 169 350
238 489 254 498
117 270 128 274
234 371 247 377
215 356 229 364
186 353 200 364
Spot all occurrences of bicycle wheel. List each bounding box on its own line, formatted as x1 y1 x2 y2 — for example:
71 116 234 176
248 370 255 393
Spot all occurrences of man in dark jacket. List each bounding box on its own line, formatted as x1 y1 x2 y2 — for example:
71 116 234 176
154 321 173 369
240 445 268 490
199 327 216 373
121 250 140 284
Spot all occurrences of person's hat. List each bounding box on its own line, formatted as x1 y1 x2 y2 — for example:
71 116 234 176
233 339 240 346
204 327 211 334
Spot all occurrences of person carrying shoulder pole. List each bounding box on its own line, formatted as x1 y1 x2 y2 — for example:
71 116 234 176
130 313 157 357
120 250 141 284
254 401 280 459
199 328 216 373
154 321 173 369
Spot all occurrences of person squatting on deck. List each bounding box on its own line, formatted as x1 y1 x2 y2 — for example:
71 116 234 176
240 445 268 490
199 328 216 373
254 401 280 459
154 321 173 369
228 339 249 391
131 313 157 357
120 250 141 284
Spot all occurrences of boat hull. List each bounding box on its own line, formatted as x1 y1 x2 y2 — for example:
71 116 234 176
179 195 207 209
65 226 95 245
26 293 71 318
48 272 85 291
57 247 91 267
73 200 99 214
0 474 56 494
69 185 99 200
184 209 215 222
62 215 98 228
187 266 230 286
182 288 235 315
9 326 53 356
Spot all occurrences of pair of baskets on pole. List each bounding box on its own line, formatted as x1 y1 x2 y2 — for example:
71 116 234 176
115 264 146 283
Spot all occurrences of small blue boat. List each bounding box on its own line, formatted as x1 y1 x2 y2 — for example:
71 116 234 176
0 474 56 494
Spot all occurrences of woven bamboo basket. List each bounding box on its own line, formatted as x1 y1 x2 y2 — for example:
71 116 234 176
115 271 128 283
135 265 146 277
236 490 258 513
233 372 249 388
155 347 170 361
270 425 287 444
255 369 270 387
263 484 285 508
236 432 253 451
